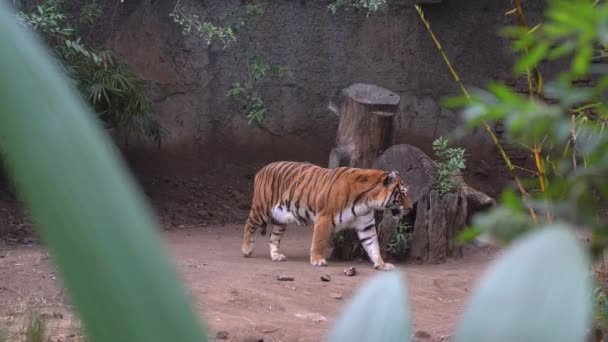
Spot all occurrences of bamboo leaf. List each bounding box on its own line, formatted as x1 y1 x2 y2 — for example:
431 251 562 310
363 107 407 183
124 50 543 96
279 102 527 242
573 44 593 76
515 41 550 74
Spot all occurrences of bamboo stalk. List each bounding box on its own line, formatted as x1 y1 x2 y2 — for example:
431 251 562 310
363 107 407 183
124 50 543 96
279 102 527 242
512 0 551 222
414 4 538 221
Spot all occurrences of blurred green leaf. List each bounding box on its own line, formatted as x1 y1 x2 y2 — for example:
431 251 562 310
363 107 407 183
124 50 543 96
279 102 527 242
440 94 471 109
0 3 207 342
455 227 483 245
454 225 592 342
325 273 411 342
515 41 550 74
547 40 575 60
573 44 593 76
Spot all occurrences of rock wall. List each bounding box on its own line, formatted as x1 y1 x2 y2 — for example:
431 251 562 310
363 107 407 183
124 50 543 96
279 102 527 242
94 0 551 190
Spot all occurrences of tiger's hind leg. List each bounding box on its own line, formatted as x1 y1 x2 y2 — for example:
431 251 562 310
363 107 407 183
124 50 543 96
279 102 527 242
242 215 265 257
269 224 287 262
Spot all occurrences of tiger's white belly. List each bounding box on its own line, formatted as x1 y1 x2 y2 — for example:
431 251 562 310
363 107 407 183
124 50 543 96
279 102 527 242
271 205 314 226
270 202 372 229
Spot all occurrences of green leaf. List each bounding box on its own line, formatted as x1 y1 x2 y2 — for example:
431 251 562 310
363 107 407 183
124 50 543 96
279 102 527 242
572 44 593 76
456 227 483 244
440 94 471 109
547 40 576 60
488 82 518 102
0 3 207 342
325 273 412 342
515 41 550 74
454 225 592 342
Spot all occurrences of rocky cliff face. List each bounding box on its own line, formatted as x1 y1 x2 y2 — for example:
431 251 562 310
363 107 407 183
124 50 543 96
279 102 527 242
91 0 551 190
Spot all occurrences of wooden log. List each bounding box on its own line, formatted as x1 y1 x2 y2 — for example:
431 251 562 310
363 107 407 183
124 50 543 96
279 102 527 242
328 83 400 169
327 83 400 260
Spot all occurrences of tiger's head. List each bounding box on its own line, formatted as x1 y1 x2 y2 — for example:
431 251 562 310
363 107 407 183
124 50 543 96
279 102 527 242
382 171 413 219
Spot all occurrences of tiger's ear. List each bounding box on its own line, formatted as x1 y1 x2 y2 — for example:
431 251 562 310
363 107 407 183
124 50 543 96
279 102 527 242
383 171 400 186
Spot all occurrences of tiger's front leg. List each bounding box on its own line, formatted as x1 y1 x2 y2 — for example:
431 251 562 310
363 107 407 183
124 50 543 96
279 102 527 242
310 216 332 267
355 215 394 271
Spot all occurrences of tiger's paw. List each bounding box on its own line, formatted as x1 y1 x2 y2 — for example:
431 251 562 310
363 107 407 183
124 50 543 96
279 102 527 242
310 256 328 267
374 262 395 271
271 253 287 262
242 244 254 258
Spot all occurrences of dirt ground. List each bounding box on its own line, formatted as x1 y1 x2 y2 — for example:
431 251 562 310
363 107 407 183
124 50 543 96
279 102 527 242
0 224 498 342
0 161 502 341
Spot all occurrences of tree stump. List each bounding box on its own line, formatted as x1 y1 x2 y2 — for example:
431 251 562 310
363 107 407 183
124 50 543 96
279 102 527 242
327 83 400 260
327 83 400 169
374 144 495 263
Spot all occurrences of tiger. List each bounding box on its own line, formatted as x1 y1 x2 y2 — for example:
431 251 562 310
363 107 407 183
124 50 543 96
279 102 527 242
241 161 413 271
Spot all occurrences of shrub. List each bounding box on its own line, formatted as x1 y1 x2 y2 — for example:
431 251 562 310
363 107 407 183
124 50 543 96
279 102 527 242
16 0 160 140
387 220 411 259
431 136 466 197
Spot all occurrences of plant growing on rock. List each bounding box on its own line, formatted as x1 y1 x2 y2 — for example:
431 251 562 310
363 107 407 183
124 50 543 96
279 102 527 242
431 136 466 197
170 1 289 125
327 0 388 15
386 220 411 259
227 57 290 124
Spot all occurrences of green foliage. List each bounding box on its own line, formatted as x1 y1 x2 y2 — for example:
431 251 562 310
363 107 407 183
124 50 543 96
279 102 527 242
170 11 236 48
170 2 288 125
500 1 608 78
0 2 207 341
17 0 100 64
596 287 608 330
227 81 267 124
71 50 161 138
227 57 288 125
245 3 265 18
431 136 466 197
16 0 160 140
331 229 346 248
444 0 608 256
327 0 388 15
387 220 411 258
327 226 592 342
170 2 265 48
79 0 102 25
24 313 45 342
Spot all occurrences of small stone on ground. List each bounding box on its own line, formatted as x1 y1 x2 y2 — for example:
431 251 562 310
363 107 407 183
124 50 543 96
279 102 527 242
329 292 342 300
344 266 357 276
277 275 294 281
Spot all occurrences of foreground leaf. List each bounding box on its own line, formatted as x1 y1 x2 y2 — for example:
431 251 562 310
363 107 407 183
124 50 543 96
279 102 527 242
0 3 207 342
454 225 592 342
325 272 411 342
